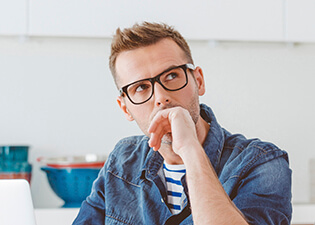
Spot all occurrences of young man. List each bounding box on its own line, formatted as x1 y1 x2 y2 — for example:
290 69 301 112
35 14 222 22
73 22 292 225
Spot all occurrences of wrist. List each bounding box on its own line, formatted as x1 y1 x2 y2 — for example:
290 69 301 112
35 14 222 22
177 141 204 163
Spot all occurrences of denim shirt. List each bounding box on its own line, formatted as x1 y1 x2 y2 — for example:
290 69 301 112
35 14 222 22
73 104 292 225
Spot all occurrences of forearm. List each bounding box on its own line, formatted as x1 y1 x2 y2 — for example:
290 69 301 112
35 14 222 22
180 143 248 225
147 107 248 223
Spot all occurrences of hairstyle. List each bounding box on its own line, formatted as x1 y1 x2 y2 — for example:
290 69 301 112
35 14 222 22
109 22 194 87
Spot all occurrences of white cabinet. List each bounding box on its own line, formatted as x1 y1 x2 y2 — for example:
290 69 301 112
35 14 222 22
286 0 315 42
28 0 111 37
2 0 314 42
0 0 28 35
202 0 284 41
28 0 284 41
28 0 216 39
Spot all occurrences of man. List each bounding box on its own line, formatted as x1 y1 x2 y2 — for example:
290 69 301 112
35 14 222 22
73 22 292 224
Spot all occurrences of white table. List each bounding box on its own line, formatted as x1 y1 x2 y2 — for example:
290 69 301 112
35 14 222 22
35 208 79 225
34 204 315 225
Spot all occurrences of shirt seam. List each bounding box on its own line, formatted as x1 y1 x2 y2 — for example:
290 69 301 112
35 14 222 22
108 170 141 188
239 146 279 177
225 145 243 151
105 214 133 225
238 206 290 221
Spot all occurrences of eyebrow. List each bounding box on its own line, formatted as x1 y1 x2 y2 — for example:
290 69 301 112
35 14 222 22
148 64 181 80
159 64 178 74
124 64 180 87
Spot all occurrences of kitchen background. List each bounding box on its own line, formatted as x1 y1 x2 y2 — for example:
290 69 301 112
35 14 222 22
0 0 315 210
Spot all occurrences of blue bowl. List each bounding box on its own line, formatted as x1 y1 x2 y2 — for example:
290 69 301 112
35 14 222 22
41 167 100 208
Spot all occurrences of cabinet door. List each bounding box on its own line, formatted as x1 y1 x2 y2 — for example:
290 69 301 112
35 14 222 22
0 0 27 35
28 0 211 39
29 0 109 37
286 0 315 42
203 0 284 41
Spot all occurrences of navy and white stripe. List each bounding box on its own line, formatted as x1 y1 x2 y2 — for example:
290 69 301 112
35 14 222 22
163 162 186 214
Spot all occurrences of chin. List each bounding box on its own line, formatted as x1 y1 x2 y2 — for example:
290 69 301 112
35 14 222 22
161 133 173 145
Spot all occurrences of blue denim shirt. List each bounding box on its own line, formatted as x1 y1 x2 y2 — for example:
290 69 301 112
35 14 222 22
73 104 292 225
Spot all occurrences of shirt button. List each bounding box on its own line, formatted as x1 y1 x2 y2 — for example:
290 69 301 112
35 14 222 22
161 198 164 203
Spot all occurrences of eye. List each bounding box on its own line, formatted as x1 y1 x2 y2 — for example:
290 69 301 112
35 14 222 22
165 72 178 81
135 83 150 93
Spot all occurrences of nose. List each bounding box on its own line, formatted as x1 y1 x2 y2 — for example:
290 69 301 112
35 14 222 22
153 82 170 107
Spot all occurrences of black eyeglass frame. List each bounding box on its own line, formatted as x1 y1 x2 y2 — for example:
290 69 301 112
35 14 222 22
119 63 195 105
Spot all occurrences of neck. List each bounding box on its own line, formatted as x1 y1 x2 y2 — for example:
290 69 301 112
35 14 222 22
159 116 210 165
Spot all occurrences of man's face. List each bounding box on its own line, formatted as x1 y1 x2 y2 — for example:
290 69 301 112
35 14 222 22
115 38 206 139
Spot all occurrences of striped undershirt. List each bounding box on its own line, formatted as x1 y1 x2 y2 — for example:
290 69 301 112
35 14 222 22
163 162 186 214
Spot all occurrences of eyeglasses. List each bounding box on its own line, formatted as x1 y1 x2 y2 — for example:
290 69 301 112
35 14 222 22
119 63 195 105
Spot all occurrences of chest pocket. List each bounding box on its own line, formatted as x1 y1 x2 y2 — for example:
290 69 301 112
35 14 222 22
105 215 135 225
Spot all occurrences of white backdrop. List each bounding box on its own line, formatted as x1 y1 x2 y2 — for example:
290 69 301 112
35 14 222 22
0 36 314 208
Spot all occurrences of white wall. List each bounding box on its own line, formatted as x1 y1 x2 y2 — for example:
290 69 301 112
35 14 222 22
0 36 314 208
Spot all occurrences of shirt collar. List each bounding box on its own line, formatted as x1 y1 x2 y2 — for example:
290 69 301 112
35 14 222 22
199 104 225 171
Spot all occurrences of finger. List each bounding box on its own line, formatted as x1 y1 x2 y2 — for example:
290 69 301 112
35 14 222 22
148 113 173 151
149 122 170 150
149 133 161 151
148 109 171 133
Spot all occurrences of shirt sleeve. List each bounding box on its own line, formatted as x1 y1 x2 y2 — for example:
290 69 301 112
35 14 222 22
232 153 292 225
72 166 106 225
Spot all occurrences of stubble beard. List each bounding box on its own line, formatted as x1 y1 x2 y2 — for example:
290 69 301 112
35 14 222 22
129 90 201 148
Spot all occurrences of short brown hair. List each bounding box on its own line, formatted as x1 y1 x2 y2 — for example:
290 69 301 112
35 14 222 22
109 22 193 86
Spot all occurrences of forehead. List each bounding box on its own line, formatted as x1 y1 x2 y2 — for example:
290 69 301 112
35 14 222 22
115 39 187 87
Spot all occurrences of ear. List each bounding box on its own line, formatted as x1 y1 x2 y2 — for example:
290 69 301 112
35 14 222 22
193 66 206 96
117 96 134 121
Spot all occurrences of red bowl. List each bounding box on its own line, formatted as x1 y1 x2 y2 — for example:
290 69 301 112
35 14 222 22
37 154 107 168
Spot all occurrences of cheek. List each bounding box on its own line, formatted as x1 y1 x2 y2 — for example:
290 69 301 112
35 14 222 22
128 106 152 127
180 83 198 99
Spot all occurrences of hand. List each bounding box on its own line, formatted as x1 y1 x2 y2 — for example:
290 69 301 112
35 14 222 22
148 107 199 155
